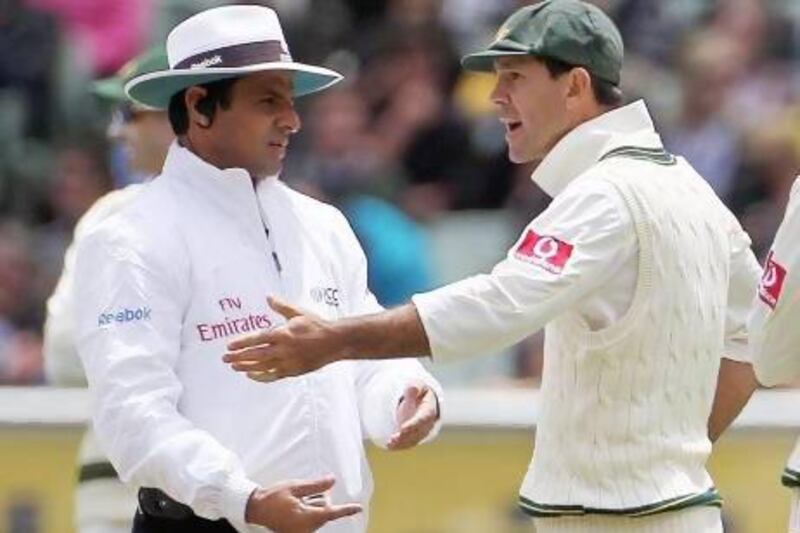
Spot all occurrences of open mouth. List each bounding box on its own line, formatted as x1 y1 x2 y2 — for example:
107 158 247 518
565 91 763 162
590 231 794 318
501 118 522 134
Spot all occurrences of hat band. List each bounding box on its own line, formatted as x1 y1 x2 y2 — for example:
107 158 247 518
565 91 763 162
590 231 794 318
173 40 291 70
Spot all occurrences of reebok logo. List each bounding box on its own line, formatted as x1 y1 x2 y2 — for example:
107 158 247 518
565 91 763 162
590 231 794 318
98 306 152 327
190 55 222 69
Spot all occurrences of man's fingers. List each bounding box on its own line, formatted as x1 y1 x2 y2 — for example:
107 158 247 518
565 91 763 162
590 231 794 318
227 329 278 352
313 503 363 524
388 421 431 450
229 352 282 371
268 296 303 320
224 340 282 363
290 476 336 498
247 370 279 383
388 405 437 450
400 384 423 405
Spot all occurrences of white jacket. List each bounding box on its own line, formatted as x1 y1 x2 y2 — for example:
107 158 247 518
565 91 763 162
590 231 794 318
74 143 442 532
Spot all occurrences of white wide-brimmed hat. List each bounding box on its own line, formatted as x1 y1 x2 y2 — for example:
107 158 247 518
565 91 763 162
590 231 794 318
125 5 343 109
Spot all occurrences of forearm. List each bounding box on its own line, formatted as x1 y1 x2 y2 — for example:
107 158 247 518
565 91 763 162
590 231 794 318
337 303 431 360
708 358 758 442
90 376 257 521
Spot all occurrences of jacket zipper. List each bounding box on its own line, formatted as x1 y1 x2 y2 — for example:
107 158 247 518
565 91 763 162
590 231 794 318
253 186 284 287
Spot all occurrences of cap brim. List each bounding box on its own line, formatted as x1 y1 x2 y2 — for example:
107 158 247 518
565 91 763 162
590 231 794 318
125 62 343 109
92 78 126 102
461 50 530 72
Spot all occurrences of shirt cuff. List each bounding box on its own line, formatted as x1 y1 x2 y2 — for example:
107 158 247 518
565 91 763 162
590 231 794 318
220 473 259 526
412 291 456 363
723 338 750 363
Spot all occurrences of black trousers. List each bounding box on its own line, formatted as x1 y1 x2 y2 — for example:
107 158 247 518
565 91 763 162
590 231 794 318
132 509 239 532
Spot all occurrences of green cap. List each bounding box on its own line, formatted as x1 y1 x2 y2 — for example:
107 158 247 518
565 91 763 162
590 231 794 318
461 0 624 85
92 47 169 104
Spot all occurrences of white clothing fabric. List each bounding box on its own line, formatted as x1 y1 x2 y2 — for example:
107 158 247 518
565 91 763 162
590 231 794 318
789 488 800 533
750 177 800 386
413 101 759 518
74 143 442 532
748 177 800 512
44 186 145 531
532 506 722 533
414 101 758 364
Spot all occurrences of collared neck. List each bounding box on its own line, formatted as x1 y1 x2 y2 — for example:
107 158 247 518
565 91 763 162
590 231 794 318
530 100 663 197
164 140 253 185
162 140 278 233
162 141 280 202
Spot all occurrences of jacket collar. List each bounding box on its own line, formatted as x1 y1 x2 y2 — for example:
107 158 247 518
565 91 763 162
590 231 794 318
161 141 281 216
531 100 663 197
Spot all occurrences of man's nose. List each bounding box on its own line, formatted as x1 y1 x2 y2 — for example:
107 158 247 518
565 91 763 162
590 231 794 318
280 106 301 134
490 79 509 107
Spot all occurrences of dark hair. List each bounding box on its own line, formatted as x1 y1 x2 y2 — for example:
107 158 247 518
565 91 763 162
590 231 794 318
540 56 624 108
168 77 240 135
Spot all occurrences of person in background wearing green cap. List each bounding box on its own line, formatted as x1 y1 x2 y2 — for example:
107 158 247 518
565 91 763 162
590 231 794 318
223 1 763 531
42 47 172 533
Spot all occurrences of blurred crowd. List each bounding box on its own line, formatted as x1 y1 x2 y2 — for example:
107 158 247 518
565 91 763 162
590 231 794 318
2 0 800 386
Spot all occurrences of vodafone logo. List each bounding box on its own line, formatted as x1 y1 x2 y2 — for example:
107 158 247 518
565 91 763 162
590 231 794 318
532 237 559 260
758 251 787 309
762 265 778 288
514 230 574 274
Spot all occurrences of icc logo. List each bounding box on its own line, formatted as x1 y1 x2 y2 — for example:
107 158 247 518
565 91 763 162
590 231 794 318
311 286 340 307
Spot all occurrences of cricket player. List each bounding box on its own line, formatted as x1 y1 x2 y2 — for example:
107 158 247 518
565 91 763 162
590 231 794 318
749 176 800 532
43 47 171 533
73 6 441 532
224 1 762 531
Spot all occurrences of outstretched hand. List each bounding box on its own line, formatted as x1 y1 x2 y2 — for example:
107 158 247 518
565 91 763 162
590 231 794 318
388 381 440 450
246 476 362 532
223 297 346 382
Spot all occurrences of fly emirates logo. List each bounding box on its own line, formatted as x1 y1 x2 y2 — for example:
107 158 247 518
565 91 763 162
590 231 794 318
196 296 273 342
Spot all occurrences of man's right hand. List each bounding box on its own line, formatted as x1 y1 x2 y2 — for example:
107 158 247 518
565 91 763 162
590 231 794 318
245 476 362 532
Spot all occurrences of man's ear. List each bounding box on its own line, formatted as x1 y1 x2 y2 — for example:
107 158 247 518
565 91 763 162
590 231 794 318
564 67 592 109
185 86 212 128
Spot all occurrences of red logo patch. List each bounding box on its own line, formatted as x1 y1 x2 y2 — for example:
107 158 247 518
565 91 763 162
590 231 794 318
758 251 787 309
514 230 574 274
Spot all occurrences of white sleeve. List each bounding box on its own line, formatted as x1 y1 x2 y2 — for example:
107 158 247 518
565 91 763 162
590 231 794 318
750 178 800 385
412 178 635 363
43 238 86 386
722 220 761 362
44 186 145 387
332 212 443 448
74 225 257 523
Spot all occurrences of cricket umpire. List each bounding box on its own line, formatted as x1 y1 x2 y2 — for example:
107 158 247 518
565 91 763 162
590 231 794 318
224 1 762 531
73 5 442 532
749 176 800 532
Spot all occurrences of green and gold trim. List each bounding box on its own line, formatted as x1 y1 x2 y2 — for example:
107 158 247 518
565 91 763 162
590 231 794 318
518 487 722 518
78 461 119 483
782 468 800 488
600 146 677 166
